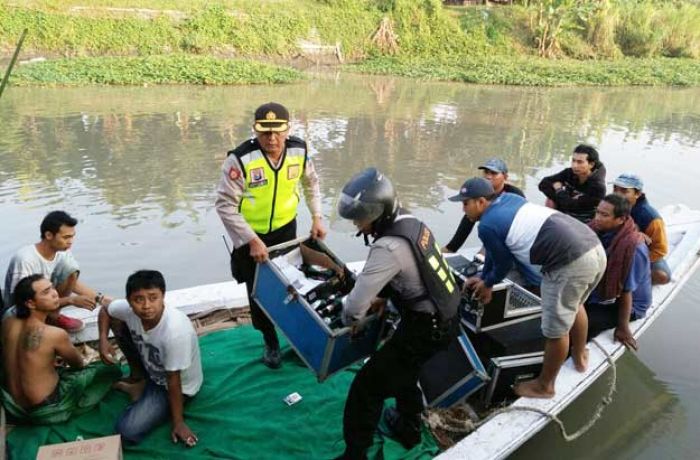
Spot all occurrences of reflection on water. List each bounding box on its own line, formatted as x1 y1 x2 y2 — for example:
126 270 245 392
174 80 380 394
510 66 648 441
1 75 700 457
513 353 682 460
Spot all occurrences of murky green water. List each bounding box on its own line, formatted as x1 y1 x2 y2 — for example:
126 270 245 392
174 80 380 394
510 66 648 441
1 74 699 458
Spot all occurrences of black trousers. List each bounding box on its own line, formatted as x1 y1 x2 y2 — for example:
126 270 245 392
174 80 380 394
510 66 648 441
341 311 457 458
230 219 297 348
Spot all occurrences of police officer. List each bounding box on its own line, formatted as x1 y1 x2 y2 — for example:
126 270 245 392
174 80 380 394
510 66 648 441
335 168 460 459
215 102 326 369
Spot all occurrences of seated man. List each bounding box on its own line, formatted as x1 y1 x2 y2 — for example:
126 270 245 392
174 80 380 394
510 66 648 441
98 270 202 447
613 173 671 285
3 211 111 333
538 144 606 223
443 158 525 253
1 274 119 424
586 194 652 350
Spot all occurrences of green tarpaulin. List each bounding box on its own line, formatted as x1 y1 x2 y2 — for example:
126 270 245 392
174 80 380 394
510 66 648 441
8 326 440 459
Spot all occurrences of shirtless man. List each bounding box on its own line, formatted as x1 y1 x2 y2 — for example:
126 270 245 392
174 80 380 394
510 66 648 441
1 274 119 424
2 274 84 409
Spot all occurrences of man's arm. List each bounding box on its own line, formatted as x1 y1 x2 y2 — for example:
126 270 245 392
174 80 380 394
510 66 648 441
166 371 198 447
444 215 475 253
478 225 514 288
538 169 568 201
342 244 401 325
54 330 85 369
550 179 605 213
645 218 669 261
97 304 119 365
215 155 257 249
613 291 637 350
300 157 326 240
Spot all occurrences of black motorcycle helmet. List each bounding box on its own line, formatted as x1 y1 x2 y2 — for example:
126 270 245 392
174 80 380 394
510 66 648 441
338 168 398 237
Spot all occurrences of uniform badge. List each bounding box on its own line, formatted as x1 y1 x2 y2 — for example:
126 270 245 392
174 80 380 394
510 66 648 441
419 228 431 251
249 167 268 188
287 164 300 180
228 167 241 181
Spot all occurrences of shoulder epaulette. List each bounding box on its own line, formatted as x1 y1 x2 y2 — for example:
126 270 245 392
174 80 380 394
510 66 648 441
227 138 260 158
286 136 307 150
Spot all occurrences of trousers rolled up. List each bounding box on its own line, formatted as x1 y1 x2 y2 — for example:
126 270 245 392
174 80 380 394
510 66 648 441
230 219 297 349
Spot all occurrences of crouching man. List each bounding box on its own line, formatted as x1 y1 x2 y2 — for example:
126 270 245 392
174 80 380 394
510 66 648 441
1 274 119 424
98 270 202 447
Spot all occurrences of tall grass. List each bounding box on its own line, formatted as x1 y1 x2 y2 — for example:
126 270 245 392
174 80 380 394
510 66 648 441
658 2 700 58
615 0 663 57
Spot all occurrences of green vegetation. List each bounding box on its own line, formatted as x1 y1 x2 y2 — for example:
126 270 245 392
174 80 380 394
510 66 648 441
353 56 700 86
1 0 699 87
10 55 304 85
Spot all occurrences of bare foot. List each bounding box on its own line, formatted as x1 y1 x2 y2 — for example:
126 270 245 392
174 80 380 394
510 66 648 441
513 379 555 399
112 379 146 402
573 348 589 373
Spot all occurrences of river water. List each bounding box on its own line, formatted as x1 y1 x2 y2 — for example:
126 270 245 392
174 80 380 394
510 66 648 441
1 74 699 459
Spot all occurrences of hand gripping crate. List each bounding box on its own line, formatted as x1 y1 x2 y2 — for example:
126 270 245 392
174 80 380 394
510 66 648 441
444 253 542 333
253 237 384 382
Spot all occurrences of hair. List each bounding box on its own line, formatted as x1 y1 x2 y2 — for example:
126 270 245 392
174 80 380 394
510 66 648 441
602 193 631 219
573 144 600 167
13 274 46 319
40 211 77 239
126 270 166 298
483 193 498 202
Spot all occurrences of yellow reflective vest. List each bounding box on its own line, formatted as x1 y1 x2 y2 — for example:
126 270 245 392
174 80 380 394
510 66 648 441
228 136 307 234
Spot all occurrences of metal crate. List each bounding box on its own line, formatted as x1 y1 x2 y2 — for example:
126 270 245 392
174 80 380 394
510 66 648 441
253 237 384 382
418 326 488 409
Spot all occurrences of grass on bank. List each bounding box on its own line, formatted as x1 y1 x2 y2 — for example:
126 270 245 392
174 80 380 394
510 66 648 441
9 54 305 85
352 56 700 86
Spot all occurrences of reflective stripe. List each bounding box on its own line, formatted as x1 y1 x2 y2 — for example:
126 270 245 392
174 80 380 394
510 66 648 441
428 256 439 270
438 268 448 281
239 148 305 234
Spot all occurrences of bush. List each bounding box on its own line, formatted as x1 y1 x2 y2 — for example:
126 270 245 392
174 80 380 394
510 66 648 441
615 0 663 57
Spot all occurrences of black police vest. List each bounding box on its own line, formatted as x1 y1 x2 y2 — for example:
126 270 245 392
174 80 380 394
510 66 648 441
382 214 460 322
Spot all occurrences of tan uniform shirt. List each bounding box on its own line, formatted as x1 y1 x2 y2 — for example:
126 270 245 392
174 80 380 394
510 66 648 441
215 143 322 248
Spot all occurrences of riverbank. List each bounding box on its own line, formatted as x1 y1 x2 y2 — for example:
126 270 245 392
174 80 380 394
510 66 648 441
2 0 700 87
354 56 700 86
10 55 304 86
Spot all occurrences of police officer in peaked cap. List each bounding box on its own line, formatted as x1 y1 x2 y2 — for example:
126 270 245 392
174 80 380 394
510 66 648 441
215 102 327 369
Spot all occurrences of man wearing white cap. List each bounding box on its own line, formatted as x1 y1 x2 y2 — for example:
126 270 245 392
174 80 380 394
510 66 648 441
613 173 670 285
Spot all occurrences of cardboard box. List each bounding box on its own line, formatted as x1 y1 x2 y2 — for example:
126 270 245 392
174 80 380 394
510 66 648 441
36 435 122 460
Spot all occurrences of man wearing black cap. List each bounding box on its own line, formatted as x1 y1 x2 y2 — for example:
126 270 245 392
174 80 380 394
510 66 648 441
215 102 326 369
454 177 606 398
443 157 524 254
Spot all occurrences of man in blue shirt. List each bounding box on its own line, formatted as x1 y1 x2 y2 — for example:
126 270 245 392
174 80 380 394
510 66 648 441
457 177 606 398
585 194 652 350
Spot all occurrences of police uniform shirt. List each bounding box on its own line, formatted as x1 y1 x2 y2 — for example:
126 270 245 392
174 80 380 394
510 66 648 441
215 139 322 248
342 236 436 325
